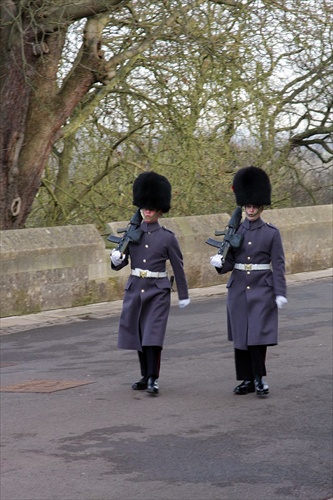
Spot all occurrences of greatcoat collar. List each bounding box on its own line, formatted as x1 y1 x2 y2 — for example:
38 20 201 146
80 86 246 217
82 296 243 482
140 220 161 232
243 217 265 230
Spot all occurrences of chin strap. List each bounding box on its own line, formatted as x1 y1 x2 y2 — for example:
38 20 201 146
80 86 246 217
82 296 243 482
140 209 162 222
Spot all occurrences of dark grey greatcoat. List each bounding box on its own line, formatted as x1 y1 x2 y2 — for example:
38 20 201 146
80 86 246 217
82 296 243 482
112 220 189 351
218 217 287 350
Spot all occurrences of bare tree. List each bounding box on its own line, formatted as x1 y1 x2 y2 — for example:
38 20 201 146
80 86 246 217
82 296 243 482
1 0 240 229
1 0 331 229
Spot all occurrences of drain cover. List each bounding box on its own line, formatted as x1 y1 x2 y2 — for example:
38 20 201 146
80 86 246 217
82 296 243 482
0 380 95 393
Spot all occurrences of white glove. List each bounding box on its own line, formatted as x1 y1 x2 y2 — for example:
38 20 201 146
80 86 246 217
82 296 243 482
110 249 125 266
179 298 190 309
275 296 288 309
210 254 223 268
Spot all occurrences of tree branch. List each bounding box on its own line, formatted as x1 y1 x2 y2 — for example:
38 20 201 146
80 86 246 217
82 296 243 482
34 0 128 33
208 0 240 6
290 124 333 146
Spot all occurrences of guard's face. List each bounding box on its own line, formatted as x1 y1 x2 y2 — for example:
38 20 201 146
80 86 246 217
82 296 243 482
245 205 263 221
141 208 162 223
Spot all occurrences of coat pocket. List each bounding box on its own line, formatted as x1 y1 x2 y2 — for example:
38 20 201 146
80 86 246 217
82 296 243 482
226 276 234 288
264 275 274 288
155 278 171 290
124 277 133 291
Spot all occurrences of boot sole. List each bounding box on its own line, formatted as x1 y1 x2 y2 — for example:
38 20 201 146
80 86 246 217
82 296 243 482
147 388 159 395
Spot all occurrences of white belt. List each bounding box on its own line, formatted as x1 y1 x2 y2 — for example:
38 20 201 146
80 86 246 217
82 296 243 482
234 263 271 271
131 268 168 278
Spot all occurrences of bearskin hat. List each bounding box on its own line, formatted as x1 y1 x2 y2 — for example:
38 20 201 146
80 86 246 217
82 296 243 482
132 171 171 212
232 166 271 206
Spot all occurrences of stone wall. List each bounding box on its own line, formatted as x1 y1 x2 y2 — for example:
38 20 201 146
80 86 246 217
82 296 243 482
1 205 332 318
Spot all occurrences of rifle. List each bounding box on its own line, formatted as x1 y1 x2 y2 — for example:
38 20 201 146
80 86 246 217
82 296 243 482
107 208 143 254
206 206 244 265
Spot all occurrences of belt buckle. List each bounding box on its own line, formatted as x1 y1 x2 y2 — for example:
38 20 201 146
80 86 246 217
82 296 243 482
140 270 148 278
245 264 252 271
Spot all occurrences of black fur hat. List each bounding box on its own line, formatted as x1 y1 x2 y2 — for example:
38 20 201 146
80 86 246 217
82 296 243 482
232 166 271 206
132 171 172 212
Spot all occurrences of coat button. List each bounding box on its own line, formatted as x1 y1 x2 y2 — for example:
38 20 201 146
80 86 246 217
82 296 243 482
141 289 145 293
248 242 252 245
145 244 149 248
246 286 250 289
247 271 251 275
143 259 146 263
247 256 251 260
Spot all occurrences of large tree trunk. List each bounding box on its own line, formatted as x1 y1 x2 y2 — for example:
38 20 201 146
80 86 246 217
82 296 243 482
0 13 32 229
0 0 123 229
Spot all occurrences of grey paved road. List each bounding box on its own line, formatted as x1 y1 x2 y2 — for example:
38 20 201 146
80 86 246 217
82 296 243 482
0 273 332 500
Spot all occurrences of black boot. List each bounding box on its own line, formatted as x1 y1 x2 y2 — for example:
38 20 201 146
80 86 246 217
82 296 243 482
132 377 148 390
147 377 159 395
254 375 269 396
234 380 255 395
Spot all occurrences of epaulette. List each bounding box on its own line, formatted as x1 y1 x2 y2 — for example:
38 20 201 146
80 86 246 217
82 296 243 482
162 226 175 234
266 222 278 230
